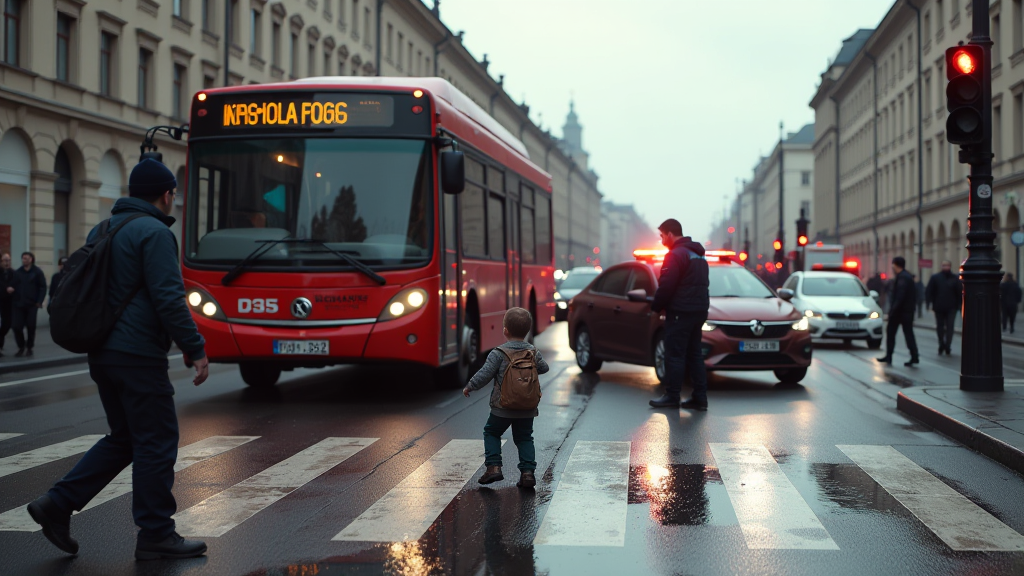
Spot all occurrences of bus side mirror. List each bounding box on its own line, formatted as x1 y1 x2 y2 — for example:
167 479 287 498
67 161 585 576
441 151 465 194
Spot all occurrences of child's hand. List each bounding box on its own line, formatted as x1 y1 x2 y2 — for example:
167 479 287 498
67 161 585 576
463 387 471 397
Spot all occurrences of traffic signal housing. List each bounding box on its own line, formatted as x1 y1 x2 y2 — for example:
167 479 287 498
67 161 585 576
945 45 985 145
796 213 809 247
773 239 784 266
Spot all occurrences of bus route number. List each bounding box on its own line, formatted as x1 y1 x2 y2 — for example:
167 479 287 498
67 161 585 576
238 298 279 314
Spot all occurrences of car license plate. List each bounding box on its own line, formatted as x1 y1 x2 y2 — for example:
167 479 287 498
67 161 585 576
836 320 860 330
273 340 329 355
739 340 780 352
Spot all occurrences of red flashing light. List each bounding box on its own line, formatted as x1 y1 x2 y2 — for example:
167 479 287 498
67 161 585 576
727 226 735 234
634 248 668 262
812 263 825 270
706 250 737 257
844 260 859 269
798 235 808 246
593 247 600 254
412 105 424 114
773 240 782 251
775 262 783 270
739 252 748 262
816 241 824 247
952 49 977 75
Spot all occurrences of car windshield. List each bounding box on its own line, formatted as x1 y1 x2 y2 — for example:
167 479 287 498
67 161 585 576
802 276 867 297
186 138 431 268
560 271 600 289
709 265 775 298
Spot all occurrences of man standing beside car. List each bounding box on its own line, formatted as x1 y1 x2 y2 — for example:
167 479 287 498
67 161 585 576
926 261 962 354
877 256 919 366
649 219 711 411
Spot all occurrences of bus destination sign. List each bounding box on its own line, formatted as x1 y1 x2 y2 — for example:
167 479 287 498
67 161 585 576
217 94 395 128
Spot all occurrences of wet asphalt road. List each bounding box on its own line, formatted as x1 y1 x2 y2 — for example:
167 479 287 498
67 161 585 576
2 326 1024 576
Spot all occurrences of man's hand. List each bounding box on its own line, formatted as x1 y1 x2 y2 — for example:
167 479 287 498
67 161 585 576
192 357 210 386
463 387 471 398
5 287 12 294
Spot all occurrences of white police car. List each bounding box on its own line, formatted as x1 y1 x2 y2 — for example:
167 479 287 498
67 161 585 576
783 271 884 349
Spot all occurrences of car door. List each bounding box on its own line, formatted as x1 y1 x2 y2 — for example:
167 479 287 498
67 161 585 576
609 265 658 362
586 267 632 359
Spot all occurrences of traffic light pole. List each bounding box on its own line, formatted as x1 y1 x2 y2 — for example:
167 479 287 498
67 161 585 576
960 0 1003 392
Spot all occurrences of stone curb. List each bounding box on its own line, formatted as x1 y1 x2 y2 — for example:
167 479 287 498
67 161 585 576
0 354 87 376
897 387 1024 475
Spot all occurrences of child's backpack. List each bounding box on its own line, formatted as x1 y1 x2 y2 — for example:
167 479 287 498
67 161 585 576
496 346 541 410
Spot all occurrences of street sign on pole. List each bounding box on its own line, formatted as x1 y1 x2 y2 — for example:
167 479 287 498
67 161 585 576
919 259 933 269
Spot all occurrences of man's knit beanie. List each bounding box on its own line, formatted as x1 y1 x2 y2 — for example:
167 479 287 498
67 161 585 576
129 159 177 199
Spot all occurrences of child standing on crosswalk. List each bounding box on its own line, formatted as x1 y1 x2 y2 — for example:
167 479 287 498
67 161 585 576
463 307 549 489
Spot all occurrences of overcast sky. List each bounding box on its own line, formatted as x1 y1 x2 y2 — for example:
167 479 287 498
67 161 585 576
437 0 895 242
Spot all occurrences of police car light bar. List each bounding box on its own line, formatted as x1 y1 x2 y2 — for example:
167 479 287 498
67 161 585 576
633 248 668 261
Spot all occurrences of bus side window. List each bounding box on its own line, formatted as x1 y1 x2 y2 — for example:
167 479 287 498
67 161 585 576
535 194 552 265
461 182 486 257
487 194 505 261
521 184 535 264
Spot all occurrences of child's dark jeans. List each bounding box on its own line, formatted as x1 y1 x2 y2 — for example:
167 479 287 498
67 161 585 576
483 414 536 471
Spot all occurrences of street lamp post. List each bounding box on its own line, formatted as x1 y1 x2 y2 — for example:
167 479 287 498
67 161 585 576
960 0 1003 391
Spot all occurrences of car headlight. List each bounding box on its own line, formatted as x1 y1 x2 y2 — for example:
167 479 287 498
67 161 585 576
701 322 716 332
379 288 428 321
186 288 227 321
557 302 568 309
792 317 810 331
554 291 562 300
869 311 880 319
804 309 822 318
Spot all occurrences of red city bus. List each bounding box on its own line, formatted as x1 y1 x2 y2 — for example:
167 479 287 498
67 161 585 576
178 77 555 387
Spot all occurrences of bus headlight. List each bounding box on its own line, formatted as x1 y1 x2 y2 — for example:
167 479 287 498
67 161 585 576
792 317 810 331
186 288 227 321
379 288 428 321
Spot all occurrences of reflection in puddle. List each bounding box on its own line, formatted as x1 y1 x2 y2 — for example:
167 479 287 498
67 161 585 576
811 463 903 514
628 464 735 526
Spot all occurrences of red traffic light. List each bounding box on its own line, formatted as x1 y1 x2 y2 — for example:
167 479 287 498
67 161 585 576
798 235 808 246
773 240 782 251
952 49 977 75
727 226 735 234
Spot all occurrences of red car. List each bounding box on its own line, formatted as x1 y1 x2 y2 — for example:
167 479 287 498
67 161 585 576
566 251 813 384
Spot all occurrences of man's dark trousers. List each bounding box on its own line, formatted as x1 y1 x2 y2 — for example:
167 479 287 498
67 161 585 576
483 414 536 471
886 313 919 359
1003 306 1018 332
0 299 10 351
11 305 38 349
46 362 179 542
663 310 709 403
934 309 957 351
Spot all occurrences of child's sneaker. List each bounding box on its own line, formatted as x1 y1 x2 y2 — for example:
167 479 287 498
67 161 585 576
517 470 536 489
478 466 503 484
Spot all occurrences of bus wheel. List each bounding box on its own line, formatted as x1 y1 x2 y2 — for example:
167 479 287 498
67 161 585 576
239 363 281 388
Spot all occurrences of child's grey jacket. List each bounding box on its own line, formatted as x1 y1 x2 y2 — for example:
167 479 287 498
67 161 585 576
465 340 549 418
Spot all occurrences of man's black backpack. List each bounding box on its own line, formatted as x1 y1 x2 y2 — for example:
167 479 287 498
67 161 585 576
49 214 150 354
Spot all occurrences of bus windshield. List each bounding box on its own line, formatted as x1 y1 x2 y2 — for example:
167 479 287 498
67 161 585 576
186 138 431 268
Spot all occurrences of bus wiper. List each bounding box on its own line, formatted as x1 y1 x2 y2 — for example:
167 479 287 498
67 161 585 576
299 239 386 285
221 237 294 286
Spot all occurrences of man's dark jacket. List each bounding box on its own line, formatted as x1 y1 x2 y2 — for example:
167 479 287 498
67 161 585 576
1001 280 1023 309
652 237 709 313
87 197 205 363
0 267 13 305
888 269 917 319
11 265 46 308
926 271 962 312
48 270 66 299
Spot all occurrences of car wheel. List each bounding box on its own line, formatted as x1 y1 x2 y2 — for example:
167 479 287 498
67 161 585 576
239 363 281 388
773 367 807 384
575 326 603 373
866 338 883 350
654 333 666 382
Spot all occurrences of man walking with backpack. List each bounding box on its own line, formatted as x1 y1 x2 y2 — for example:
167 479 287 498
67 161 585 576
27 159 211 561
463 307 549 489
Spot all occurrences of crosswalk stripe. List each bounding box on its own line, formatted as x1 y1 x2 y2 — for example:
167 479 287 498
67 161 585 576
177 437 377 538
534 441 631 547
0 435 105 479
710 443 839 550
838 444 1024 551
333 439 495 542
0 433 23 443
0 435 259 532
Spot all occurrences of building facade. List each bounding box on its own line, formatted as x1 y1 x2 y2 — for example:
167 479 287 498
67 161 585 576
599 201 657 268
0 0 601 286
812 0 1024 284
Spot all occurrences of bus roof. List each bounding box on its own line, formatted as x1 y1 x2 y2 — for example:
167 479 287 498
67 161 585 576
201 77 533 161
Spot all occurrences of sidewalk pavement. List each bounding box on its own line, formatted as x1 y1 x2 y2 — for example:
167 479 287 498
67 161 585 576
913 309 1024 346
0 326 84 376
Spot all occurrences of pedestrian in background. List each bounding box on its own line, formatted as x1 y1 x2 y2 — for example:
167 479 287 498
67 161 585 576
1001 273 1022 334
926 261 962 355
10 252 46 357
867 272 885 309
914 274 925 319
877 256 919 367
464 307 549 489
649 218 711 411
48 256 69 307
0 253 13 357
27 159 210 561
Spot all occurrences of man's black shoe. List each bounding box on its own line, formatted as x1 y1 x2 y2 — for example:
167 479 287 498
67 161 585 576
27 496 78 555
680 399 708 411
25 348 33 357
876 356 892 365
135 532 207 561
14 349 24 357
905 358 920 367
649 394 680 408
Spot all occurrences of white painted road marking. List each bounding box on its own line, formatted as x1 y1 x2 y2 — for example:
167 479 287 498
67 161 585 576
0 433 23 442
334 439 496 542
0 436 105 479
710 443 839 550
838 444 1024 551
0 370 91 388
0 435 259 531
177 437 377 538
534 441 631 547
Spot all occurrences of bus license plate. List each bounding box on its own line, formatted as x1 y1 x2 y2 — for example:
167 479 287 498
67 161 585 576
739 341 779 352
836 320 860 330
273 340 330 355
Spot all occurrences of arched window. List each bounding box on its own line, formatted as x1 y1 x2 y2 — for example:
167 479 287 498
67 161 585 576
54 147 73 261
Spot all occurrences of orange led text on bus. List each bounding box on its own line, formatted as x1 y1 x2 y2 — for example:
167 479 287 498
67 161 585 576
222 101 350 127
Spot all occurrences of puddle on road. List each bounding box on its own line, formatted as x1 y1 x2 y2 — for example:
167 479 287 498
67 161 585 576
627 464 736 526
810 463 903 514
